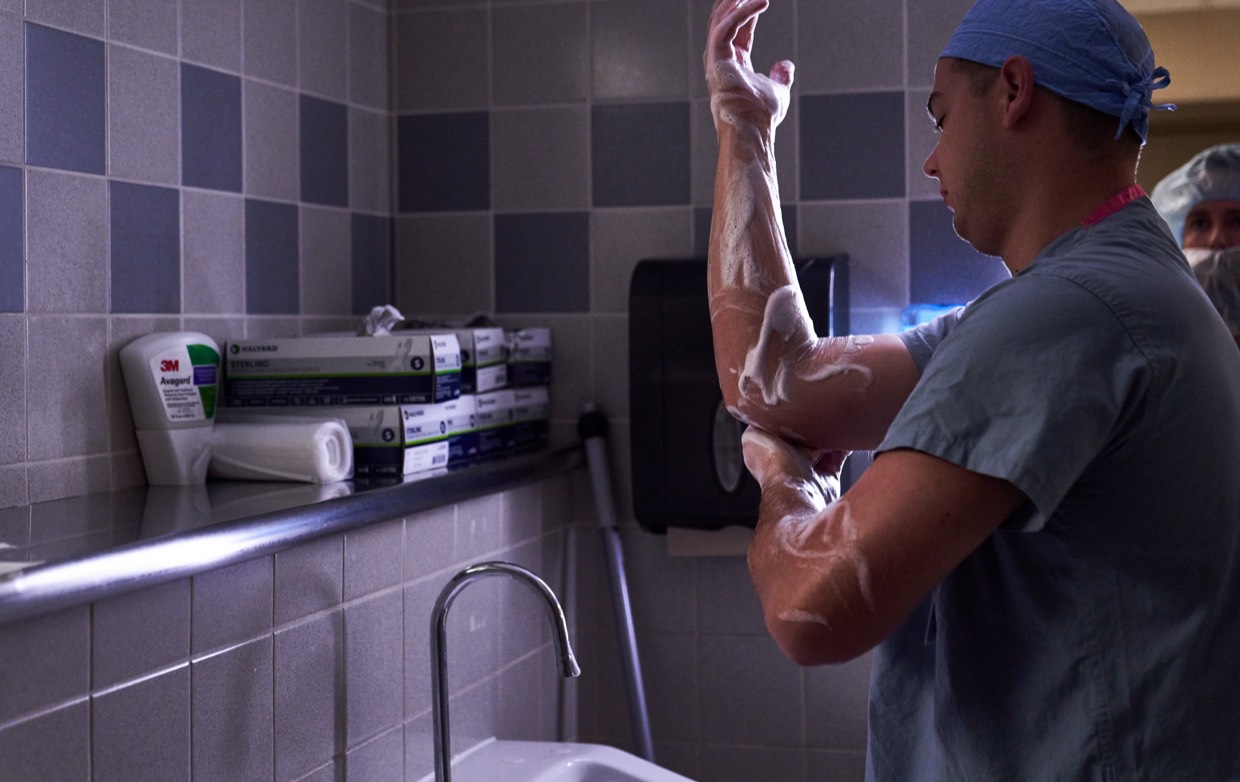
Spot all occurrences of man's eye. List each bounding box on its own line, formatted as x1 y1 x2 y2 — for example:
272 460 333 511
932 116 945 133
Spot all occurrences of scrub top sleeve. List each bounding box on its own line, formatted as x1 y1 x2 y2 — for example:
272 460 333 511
878 275 1147 531
897 306 966 373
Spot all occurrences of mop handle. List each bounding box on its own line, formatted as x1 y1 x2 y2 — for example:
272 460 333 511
578 404 657 762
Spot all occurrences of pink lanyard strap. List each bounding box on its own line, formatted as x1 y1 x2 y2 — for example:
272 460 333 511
1081 183 1146 227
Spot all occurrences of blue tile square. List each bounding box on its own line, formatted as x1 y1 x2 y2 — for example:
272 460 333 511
245 199 299 314
800 92 905 200
592 102 690 207
495 212 589 313
181 64 242 192
25 23 105 174
110 181 181 313
351 213 391 315
397 112 490 212
0 166 22 312
300 95 348 207
909 199 1010 305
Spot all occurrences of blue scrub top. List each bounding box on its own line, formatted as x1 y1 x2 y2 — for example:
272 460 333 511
868 198 1240 781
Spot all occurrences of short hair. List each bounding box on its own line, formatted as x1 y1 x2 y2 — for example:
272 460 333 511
948 58 1143 161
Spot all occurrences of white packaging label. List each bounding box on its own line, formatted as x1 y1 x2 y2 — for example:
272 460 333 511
475 364 508 393
472 329 507 365
432 334 462 371
149 345 217 423
404 441 450 474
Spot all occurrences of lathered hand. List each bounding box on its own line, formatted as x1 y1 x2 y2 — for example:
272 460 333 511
741 426 847 505
704 0 794 133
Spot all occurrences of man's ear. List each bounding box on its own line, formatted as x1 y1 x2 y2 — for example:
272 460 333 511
998 55 1035 129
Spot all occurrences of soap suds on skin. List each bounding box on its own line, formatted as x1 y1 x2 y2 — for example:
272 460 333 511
710 24 878 634
708 60 791 136
778 609 833 629
727 404 756 427
732 285 875 410
713 163 784 290
770 501 877 615
743 429 877 616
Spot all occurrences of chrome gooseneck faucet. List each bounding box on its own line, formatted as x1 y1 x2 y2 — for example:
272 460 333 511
431 561 581 782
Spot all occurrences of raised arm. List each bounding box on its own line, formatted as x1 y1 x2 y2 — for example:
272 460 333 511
705 0 919 451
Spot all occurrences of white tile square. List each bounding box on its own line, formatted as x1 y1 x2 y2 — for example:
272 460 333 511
589 209 694 314
244 0 297 85
26 171 107 314
348 107 390 214
0 318 25 466
181 0 242 72
299 205 352 316
183 191 245 315
348 3 389 110
244 80 300 201
298 0 347 100
0 14 22 165
109 45 179 185
27 317 109 460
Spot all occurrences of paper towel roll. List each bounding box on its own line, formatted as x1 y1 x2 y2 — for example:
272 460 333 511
209 419 354 484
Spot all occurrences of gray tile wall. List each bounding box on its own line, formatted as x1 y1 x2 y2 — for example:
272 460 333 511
0 0 393 509
0 477 579 782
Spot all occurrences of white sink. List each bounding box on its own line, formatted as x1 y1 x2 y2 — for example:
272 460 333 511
441 739 697 782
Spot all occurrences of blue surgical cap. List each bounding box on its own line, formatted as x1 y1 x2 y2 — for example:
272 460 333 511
1151 143 1240 244
940 0 1174 143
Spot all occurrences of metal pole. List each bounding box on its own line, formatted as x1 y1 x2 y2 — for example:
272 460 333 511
579 404 657 762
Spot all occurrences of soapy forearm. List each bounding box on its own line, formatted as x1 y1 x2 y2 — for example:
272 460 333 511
708 101 791 295
708 79 880 449
743 428 1027 666
742 427 876 663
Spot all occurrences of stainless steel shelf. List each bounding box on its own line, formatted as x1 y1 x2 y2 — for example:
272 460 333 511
0 446 584 626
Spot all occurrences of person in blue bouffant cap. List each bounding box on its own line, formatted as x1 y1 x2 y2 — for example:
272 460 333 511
703 0 1240 778
1153 142 1240 348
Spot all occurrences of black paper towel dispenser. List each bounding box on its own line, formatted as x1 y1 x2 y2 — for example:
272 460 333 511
628 256 848 534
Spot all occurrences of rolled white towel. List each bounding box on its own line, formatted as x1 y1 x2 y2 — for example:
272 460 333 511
209 418 353 484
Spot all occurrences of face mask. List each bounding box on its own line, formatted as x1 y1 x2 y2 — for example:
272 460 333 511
1182 246 1240 333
